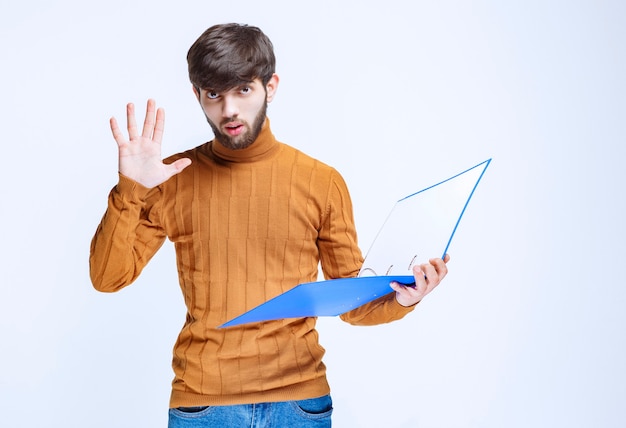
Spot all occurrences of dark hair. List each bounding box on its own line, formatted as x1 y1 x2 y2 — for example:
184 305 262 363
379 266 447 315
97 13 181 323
187 23 276 93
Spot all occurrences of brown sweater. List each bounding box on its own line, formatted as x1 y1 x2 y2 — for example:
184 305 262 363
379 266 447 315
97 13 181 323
90 119 415 408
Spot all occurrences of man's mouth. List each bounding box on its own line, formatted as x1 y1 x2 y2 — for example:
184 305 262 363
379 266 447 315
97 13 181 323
224 122 244 136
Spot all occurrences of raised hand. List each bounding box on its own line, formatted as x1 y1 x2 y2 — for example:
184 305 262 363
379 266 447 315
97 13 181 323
110 99 191 188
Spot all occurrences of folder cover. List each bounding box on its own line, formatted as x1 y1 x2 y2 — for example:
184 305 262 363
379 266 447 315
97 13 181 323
220 159 491 328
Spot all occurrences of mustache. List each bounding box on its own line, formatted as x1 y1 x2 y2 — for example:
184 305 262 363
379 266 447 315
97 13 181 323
220 117 243 126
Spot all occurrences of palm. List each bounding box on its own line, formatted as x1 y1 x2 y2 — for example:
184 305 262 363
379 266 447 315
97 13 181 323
110 99 191 188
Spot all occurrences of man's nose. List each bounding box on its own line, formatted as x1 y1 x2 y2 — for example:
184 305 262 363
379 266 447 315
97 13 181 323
221 95 239 118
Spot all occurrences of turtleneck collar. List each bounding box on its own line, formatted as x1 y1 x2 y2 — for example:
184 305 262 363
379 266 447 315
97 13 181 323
208 118 279 163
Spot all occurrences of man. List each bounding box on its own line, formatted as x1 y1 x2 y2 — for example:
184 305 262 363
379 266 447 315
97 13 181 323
90 23 449 427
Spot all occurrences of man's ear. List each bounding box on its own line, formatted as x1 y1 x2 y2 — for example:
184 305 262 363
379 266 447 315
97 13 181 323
192 85 200 101
265 73 280 103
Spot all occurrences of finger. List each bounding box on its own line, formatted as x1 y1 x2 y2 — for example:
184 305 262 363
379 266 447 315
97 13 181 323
412 264 427 286
167 158 192 175
157 158 193 183
152 107 165 144
408 265 427 297
109 117 126 146
421 262 437 282
142 99 156 139
389 281 410 294
390 281 423 307
429 257 449 280
421 263 440 293
126 103 139 140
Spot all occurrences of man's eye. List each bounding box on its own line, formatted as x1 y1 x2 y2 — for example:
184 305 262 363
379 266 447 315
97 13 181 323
240 86 251 94
207 91 219 99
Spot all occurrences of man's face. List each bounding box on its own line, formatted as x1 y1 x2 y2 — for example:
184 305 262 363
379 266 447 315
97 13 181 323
194 75 279 150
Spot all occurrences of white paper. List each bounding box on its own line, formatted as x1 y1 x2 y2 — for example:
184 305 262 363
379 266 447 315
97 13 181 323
359 159 491 277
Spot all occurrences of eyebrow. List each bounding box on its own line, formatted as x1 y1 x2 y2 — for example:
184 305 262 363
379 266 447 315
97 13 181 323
204 81 255 93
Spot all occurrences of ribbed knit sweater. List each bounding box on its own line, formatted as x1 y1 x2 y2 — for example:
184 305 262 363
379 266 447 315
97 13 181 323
89 119 415 408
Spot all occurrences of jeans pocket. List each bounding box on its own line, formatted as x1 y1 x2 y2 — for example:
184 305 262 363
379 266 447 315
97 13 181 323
169 405 213 420
176 406 210 413
291 394 333 419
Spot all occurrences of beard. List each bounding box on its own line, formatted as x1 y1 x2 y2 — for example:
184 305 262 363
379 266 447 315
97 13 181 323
207 102 267 150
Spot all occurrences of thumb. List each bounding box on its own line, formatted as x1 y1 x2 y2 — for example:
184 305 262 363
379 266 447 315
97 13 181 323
171 157 192 172
165 158 192 178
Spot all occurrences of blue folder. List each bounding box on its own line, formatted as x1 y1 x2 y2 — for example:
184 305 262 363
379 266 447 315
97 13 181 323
220 159 491 328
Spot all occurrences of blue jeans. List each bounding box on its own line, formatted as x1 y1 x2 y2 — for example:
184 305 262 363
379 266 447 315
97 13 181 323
168 395 333 428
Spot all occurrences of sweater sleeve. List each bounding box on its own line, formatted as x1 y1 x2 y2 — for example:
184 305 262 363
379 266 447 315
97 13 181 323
89 174 167 292
318 170 416 326
339 293 416 325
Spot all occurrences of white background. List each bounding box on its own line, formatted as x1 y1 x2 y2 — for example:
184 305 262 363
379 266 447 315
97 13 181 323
1 1 625 427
